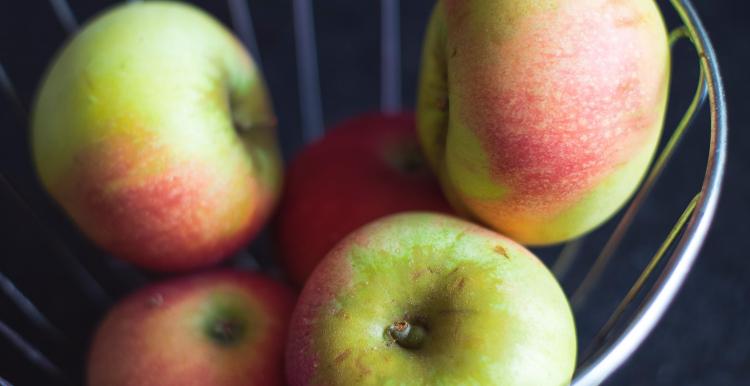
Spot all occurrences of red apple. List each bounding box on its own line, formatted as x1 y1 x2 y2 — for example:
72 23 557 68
274 112 452 286
87 270 295 386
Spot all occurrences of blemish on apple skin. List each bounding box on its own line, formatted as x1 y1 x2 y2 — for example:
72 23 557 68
436 96 449 112
411 268 434 280
334 349 351 364
334 308 351 320
146 293 164 307
614 14 645 28
494 245 510 259
354 356 373 382
438 308 476 316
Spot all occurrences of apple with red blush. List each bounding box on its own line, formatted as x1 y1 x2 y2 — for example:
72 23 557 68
285 212 577 386
417 0 670 245
31 2 282 271
274 112 452 286
87 270 295 386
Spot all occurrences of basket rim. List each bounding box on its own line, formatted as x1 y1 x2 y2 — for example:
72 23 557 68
571 0 728 384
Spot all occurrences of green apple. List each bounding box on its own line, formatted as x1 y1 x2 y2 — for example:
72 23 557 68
417 0 669 245
31 1 281 271
87 270 296 386
286 212 576 385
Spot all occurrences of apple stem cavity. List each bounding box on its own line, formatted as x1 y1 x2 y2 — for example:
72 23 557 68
384 145 427 174
207 318 245 347
234 119 252 133
399 152 425 173
387 320 427 349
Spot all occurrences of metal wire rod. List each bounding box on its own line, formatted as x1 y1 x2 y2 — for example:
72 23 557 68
0 320 68 384
580 193 700 362
48 0 78 34
100 255 149 291
571 0 727 383
0 62 25 120
571 27 708 310
0 271 67 344
2 58 112 311
227 0 264 69
381 0 402 114
552 237 585 281
293 0 325 142
0 175 110 308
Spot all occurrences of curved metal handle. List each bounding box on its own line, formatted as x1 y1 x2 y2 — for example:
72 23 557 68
569 27 708 310
571 0 728 384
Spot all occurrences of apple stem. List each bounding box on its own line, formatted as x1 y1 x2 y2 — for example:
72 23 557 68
387 320 426 349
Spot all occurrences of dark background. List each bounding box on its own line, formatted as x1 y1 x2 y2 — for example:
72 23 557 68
0 0 747 385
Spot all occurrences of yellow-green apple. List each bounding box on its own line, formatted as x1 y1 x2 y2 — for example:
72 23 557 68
87 270 296 386
417 0 670 245
274 112 452 286
286 212 576 386
31 1 282 270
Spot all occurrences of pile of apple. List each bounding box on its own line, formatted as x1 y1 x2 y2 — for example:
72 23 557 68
30 1 669 385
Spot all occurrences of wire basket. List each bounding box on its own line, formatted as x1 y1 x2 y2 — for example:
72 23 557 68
0 0 727 385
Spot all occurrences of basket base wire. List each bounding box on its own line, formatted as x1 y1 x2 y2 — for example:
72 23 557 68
227 0 263 71
293 0 325 142
552 237 585 280
0 63 24 121
0 271 67 344
0 320 68 385
48 0 77 34
381 0 402 114
570 26 708 311
579 193 699 364
571 0 727 383
0 176 111 309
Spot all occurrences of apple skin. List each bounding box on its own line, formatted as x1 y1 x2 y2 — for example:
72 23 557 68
417 0 670 245
286 212 576 386
31 1 282 271
274 112 452 286
86 270 296 386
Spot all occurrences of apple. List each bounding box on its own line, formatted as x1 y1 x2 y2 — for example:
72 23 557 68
87 270 296 386
417 0 670 245
274 112 452 286
31 1 282 271
286 212 576 386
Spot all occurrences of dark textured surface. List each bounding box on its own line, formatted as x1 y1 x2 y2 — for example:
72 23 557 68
0 1 747 385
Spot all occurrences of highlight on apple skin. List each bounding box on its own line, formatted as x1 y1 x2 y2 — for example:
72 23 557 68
86 270 296 386
286 212 577 386
417 0 670 245
31 1 282 271
274 112 453 286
